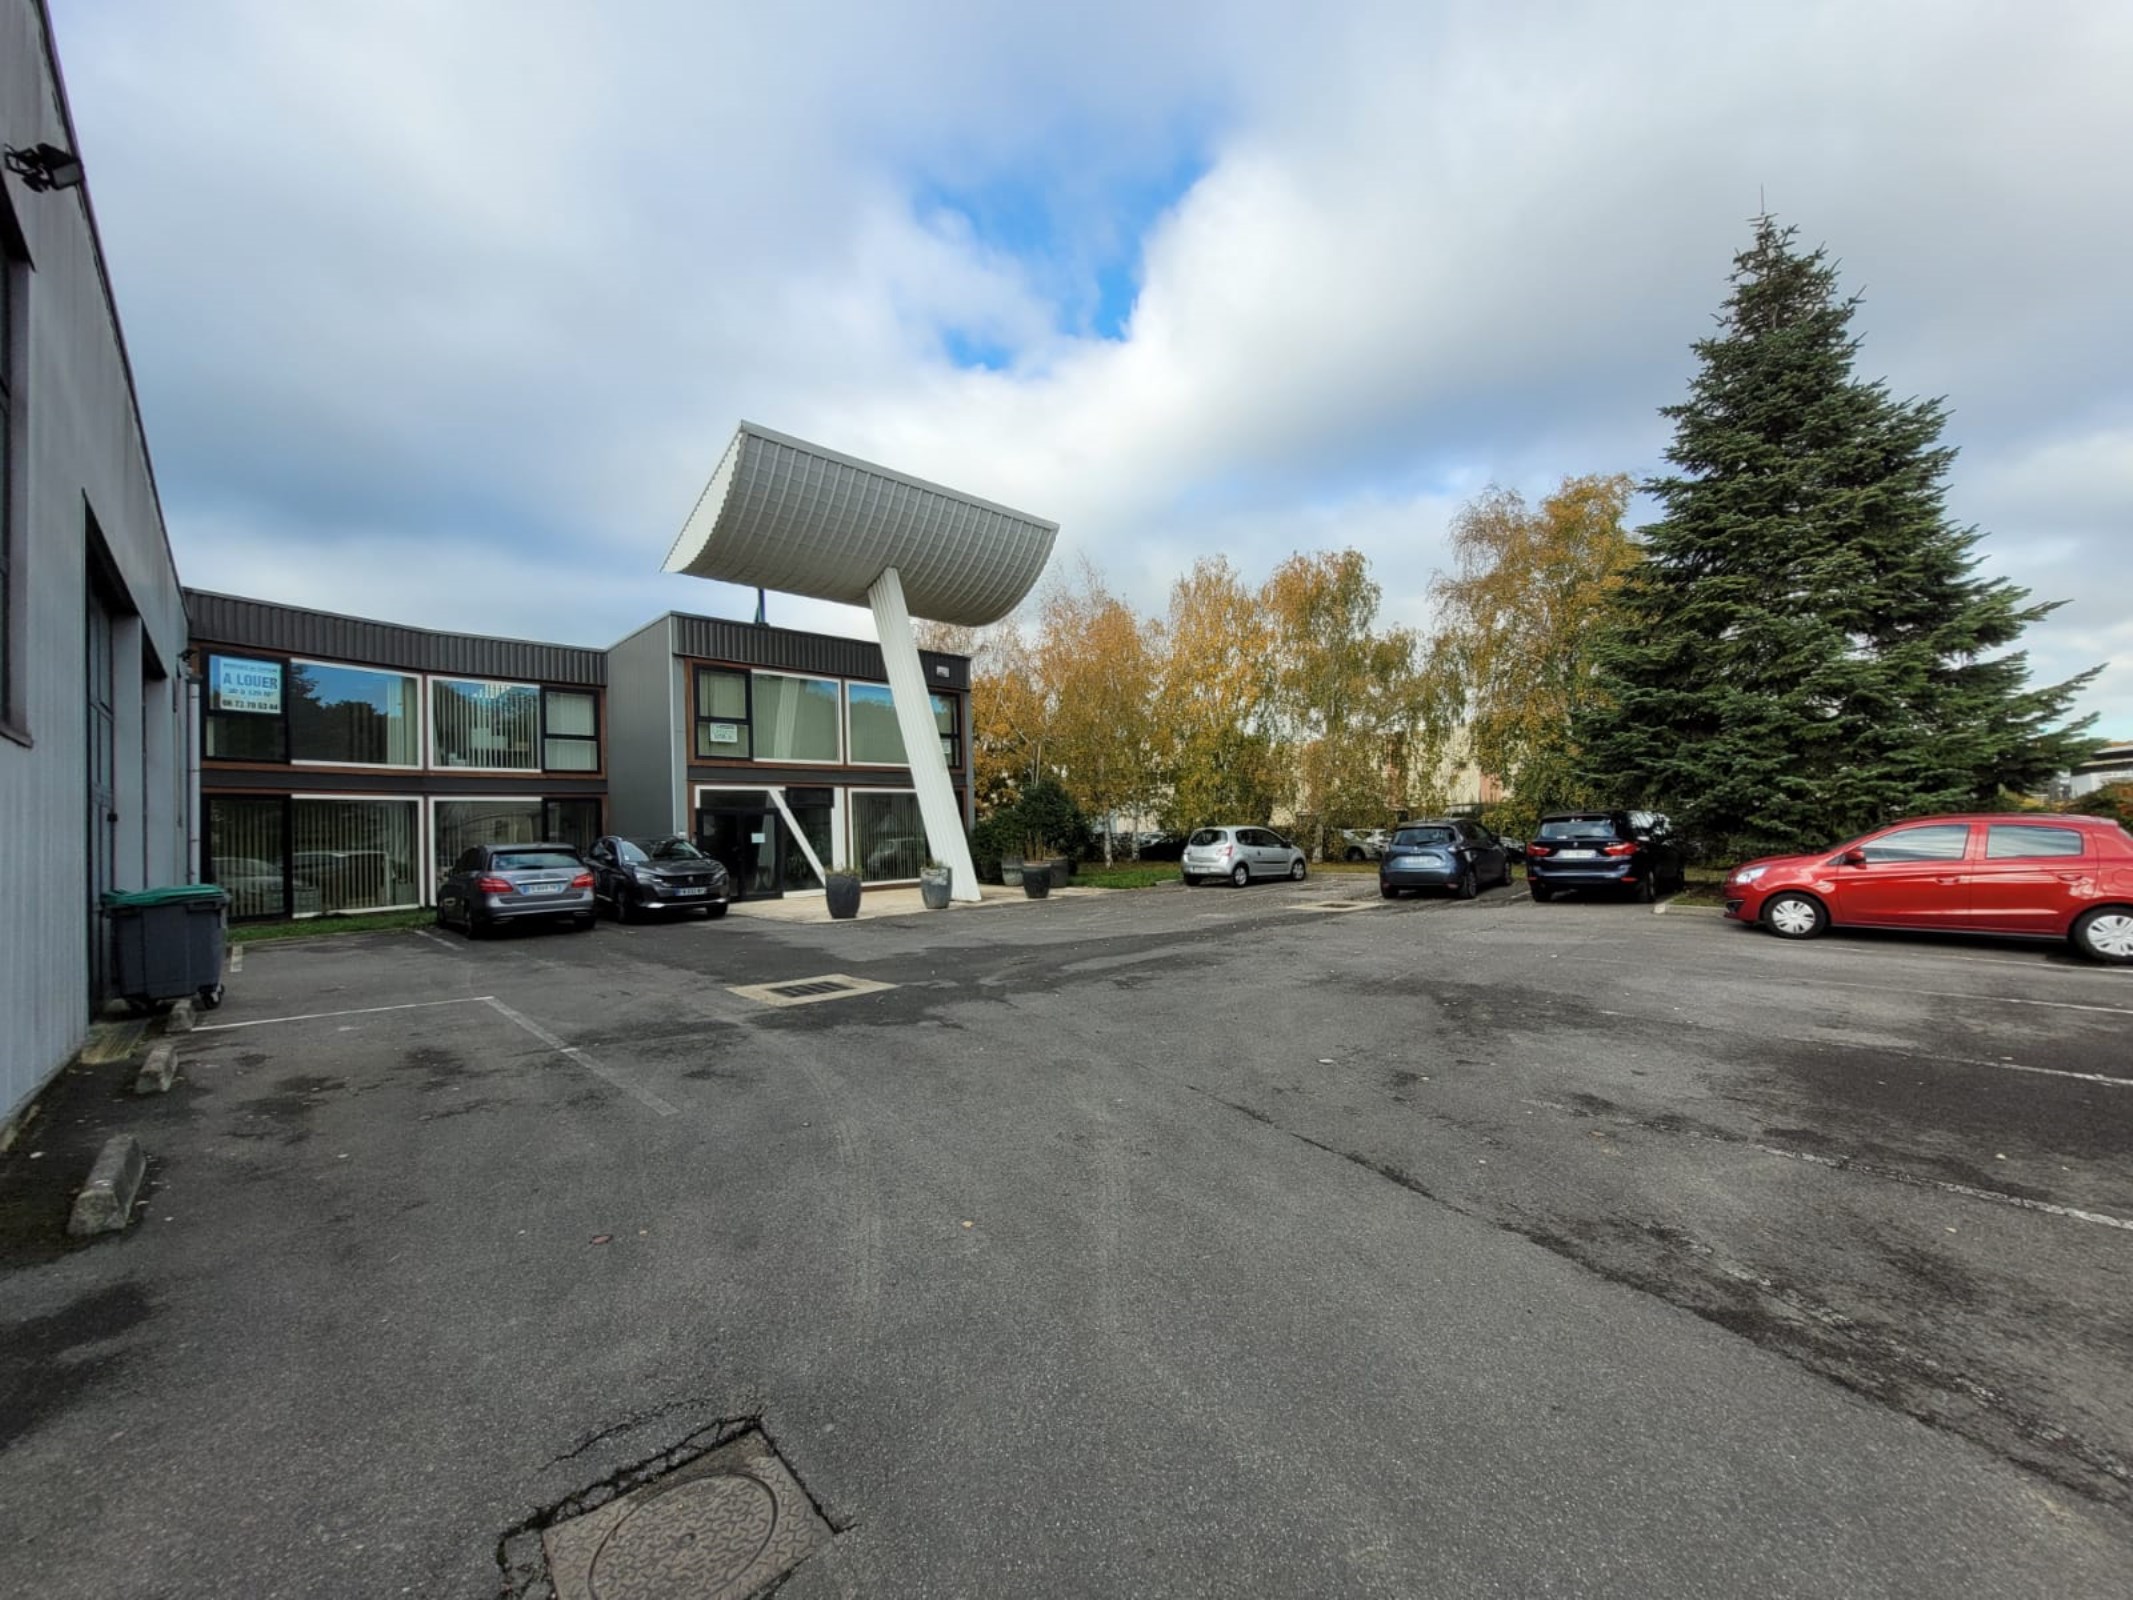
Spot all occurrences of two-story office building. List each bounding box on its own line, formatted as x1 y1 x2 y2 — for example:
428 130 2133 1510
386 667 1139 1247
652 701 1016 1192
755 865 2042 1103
186 590 609 919
190 591 971 917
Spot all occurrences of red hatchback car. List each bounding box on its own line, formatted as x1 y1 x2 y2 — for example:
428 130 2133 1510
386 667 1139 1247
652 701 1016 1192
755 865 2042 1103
1723 813 2133 964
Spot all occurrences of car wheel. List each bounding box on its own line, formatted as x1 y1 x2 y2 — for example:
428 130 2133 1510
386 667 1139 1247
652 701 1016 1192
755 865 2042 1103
1530 883 1554 903
2070 906 2133 965
466 911 491 940
1634 874 1656 904
1230 864 1250 889
1289 858 1307 882
616 891 637 924
1181 873 1198 887
1763 891 1827 940
1499 858 1515 888
1379 882 1397 899
1455 864 1477 900
1345 847 1364 862
705 902 729 919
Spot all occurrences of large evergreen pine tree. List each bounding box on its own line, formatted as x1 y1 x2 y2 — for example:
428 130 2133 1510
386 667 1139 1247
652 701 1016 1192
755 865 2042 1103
1580 217 2097 857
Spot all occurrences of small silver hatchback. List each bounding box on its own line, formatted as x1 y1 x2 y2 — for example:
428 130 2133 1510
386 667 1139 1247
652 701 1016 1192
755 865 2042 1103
1181 826 1308 887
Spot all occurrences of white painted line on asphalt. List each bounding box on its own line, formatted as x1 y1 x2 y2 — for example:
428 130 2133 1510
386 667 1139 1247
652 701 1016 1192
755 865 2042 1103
480 996 680 1117
195 996 497 1032
411 928 462 954
1811 982 2133 1017
1752 1142 2133 1232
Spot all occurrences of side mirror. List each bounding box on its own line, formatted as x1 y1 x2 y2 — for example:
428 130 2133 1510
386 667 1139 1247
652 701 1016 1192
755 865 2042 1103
1839 848 1868 866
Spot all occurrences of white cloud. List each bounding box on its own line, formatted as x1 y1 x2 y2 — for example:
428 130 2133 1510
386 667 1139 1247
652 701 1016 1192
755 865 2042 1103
51 0 2133 732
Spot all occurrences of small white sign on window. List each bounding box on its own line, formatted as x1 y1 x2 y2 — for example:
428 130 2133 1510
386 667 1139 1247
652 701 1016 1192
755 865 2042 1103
706 722 741 745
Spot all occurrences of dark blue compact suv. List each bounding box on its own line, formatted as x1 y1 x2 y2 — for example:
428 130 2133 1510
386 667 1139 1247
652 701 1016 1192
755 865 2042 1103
1524 810 1687 903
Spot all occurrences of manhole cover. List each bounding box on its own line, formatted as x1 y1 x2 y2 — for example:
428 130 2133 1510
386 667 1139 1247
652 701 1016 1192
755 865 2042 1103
543 1432 830 1599
727 973 896 1008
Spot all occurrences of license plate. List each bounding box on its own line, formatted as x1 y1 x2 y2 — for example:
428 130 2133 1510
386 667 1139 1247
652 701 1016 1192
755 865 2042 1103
672 886 706 897
524 882 565 896
1558 849 1597 859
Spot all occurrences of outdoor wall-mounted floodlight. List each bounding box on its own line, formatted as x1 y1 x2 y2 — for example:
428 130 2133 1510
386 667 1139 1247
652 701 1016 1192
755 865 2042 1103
4 142 85 193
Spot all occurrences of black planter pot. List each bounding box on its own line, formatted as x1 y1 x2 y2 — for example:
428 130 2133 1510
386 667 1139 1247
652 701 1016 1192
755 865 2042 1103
1046 857 1071 888
1021 871 1051 900
825 872 863 920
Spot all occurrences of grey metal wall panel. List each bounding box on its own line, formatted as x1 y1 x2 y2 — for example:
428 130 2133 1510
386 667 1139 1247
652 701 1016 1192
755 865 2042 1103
3 0 192 1126
667 612 969 691
203 772 608 798
603 615 680 836
184 590 607 686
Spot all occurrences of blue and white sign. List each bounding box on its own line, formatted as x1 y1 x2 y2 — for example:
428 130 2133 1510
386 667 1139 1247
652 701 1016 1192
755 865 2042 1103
211 656 283 715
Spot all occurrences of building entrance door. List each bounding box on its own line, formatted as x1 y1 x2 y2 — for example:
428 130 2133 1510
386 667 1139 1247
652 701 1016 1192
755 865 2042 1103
696 792 782 898
85 592 118 1005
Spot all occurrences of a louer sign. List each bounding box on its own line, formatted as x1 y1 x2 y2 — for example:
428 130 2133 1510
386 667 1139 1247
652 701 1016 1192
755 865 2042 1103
211 656 282 715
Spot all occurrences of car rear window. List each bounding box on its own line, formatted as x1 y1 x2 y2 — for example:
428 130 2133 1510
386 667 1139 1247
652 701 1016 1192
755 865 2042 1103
492 851 582 871
1187 829 1226 847
1538 817 1621 841
1394 826 1454 845
1984 824 2084 860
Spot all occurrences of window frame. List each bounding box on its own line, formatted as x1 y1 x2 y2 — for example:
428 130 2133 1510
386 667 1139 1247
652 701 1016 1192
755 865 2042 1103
540 686 601 773
0 234 20 742
693 665 753 760
286 655 423 770
844 681 962 770
1857 823 1975 865
428 674 543 773
1983 824 2087 861
749 669 843 765
287 791 424 916
849 785 925 883
201 651 292 764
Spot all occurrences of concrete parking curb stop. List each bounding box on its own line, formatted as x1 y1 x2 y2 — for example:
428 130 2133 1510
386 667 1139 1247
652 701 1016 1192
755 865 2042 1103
67 1134 147 1237
132 1041 178 1095
164 997 197 1035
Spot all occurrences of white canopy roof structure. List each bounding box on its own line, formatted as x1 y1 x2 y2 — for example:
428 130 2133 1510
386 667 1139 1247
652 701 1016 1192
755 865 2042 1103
664 422 1058 627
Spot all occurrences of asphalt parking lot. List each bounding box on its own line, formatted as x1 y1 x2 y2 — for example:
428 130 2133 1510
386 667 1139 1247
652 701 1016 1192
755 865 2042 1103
4 876 2130 1597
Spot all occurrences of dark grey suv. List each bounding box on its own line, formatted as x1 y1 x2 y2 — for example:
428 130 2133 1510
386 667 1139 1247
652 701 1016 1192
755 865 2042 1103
436 843 595 936
1525 810 1686 903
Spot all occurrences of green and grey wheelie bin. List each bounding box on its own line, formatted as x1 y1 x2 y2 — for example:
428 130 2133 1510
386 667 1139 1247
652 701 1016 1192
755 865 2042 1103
101 884 230 1015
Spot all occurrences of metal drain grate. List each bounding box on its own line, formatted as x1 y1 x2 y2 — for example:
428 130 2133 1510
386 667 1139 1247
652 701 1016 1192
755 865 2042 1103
727 973 896 1008
541 1430 831 1599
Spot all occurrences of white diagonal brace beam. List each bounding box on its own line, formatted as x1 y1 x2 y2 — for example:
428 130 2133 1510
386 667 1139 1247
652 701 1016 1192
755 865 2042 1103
867 566 980 901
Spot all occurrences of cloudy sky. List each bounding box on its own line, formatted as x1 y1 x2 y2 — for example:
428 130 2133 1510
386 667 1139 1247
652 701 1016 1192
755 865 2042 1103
52 0 2133 731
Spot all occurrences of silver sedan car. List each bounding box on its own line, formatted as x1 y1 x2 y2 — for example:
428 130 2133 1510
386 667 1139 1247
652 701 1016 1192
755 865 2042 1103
436 842 596 937
1181 826 1308 887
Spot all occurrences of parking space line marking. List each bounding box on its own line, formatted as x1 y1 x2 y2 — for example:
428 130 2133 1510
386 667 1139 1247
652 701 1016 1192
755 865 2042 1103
1559 955 2133 1013
480 996 679 1117
195 996 497 1032
1749 1142 2133 1232
411 928 462 954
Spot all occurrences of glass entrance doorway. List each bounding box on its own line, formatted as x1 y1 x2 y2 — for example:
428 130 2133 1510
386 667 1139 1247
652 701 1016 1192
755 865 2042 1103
696 792 780 898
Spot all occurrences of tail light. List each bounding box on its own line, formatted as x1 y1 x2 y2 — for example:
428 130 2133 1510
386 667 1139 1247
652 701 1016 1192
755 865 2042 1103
570 872 594 888
1603 842 1637 857
1221 844 1234 858
475 875 514 894
1526 844 1552 858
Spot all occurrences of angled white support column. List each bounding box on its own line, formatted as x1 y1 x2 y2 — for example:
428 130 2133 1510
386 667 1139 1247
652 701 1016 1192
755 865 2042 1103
868 566 981 901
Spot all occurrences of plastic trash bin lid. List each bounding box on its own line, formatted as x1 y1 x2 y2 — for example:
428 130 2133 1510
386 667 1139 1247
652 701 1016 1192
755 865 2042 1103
100 884 231 911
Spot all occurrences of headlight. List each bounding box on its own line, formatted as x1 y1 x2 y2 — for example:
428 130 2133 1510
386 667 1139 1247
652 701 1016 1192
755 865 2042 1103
1732 866 1769 885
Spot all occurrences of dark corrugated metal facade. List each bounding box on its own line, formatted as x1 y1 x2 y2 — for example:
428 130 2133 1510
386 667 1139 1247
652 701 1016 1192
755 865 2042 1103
184 590 608 686
669 613 970 691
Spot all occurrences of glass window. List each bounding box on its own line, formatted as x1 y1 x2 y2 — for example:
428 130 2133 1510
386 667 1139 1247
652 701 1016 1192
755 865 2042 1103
1859 824 1971 864
434 798 543 876
853 790 925 881
491 848 584 871
543 689 599 771
847 683 959 766
289 661 419 765
291 798 419 912
432 678 539 769
694 668 751 759
1538 816 1622 841
544 797 602 855
753 672 840 762
204 654 288 760
207 795 288 919
1985 825 2085 860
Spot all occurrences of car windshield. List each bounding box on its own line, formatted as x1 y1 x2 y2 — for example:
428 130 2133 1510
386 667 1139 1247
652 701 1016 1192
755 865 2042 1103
1538 818 1620 841
492 850 581 871
1187 829 1225 847
629 838 705 862
1394 827 1454 845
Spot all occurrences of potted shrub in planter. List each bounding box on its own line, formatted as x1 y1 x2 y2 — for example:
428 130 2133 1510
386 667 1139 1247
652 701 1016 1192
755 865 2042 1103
1021 862 1051 899
919 861 953 910
824 870 863 920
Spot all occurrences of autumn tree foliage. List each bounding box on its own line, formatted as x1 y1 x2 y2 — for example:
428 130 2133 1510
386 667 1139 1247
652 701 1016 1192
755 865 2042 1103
1153 556 1283 832
1581 217 2098 856
1034 563 1161 859
1261 550 1425 857
1422 474 1639 820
